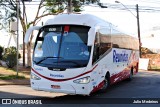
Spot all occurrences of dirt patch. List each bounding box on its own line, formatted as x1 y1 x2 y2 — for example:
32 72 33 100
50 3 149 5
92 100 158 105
0 65 30 85
0 65 31 79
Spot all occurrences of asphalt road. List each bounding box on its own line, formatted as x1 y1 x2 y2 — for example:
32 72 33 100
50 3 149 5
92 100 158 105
0 70 160 107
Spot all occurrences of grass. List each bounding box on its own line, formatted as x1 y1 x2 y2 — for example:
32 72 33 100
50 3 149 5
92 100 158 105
0 74 25 80
0 66 30 80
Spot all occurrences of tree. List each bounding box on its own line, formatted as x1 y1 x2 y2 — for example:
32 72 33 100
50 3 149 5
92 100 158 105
0 45 4 60
3 46 21 68
0 0 99 67
0 0 58 67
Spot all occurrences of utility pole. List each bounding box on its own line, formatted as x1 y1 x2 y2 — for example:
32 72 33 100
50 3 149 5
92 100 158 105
16 0 20 77
67 0 72 13
22 1 25 67
115 1 141 58
136 4 141 58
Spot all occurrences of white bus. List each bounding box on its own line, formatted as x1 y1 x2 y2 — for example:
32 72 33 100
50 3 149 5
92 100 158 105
25 13 139 95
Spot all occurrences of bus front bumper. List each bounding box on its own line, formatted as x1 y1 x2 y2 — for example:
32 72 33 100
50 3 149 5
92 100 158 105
31 79 91 95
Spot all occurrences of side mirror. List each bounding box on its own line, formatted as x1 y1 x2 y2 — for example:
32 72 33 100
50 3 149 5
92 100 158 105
87 28 97 46
25 26 41 44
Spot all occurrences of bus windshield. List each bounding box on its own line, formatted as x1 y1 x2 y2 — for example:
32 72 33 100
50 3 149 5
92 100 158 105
33 25 91 69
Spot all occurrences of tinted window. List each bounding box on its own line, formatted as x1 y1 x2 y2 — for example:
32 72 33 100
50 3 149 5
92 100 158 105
33 25 91 69
111 28 139 50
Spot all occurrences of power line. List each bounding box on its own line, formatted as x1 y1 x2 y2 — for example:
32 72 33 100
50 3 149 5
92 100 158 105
106 3 160 13
1 2 160 13
134 0 160 4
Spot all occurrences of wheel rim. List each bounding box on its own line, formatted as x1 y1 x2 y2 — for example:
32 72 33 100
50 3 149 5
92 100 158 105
102 78 108 90
129 71 133 79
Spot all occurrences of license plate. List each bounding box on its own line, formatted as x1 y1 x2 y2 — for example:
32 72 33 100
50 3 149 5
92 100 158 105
51 85 61 89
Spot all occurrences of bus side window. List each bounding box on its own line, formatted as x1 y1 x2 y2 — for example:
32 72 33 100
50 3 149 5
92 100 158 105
92 28 112 64
111 28 139 50
99 28 111 56
92 33 100 64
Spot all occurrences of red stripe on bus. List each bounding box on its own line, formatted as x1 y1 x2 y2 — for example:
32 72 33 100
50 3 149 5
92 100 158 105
91 80 104 93
31 65 98 82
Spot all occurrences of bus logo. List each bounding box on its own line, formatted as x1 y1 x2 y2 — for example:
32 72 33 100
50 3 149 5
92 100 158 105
50 74 64 78
113 50 128 63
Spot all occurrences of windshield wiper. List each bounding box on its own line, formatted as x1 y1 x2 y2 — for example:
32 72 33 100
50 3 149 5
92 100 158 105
35 57 63 64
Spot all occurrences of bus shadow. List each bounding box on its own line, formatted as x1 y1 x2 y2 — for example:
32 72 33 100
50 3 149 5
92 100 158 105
42 79 133 104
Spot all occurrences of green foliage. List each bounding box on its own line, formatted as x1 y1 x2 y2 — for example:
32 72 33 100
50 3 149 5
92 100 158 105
74 7 81 12
45 0 99 13
45 0 66 13
26 22 32 29
0 74 25 80
2 47 21 68
0 0 99 30
0 46 4 60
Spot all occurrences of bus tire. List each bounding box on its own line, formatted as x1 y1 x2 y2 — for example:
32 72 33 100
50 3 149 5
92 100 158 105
128 67 133 81
100 73 110 92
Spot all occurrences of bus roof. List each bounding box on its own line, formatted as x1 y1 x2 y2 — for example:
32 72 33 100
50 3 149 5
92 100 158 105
44 13 110 27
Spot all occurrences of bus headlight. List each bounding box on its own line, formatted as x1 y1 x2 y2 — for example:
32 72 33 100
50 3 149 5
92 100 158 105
73 76 90 84
31 73 41 80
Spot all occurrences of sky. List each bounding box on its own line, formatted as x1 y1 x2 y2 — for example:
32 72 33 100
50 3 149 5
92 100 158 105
83 0 160 35
0 0 160 48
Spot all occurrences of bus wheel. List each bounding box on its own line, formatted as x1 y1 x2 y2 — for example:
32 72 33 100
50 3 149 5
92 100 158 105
100 73 110 92
128 67 133 81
